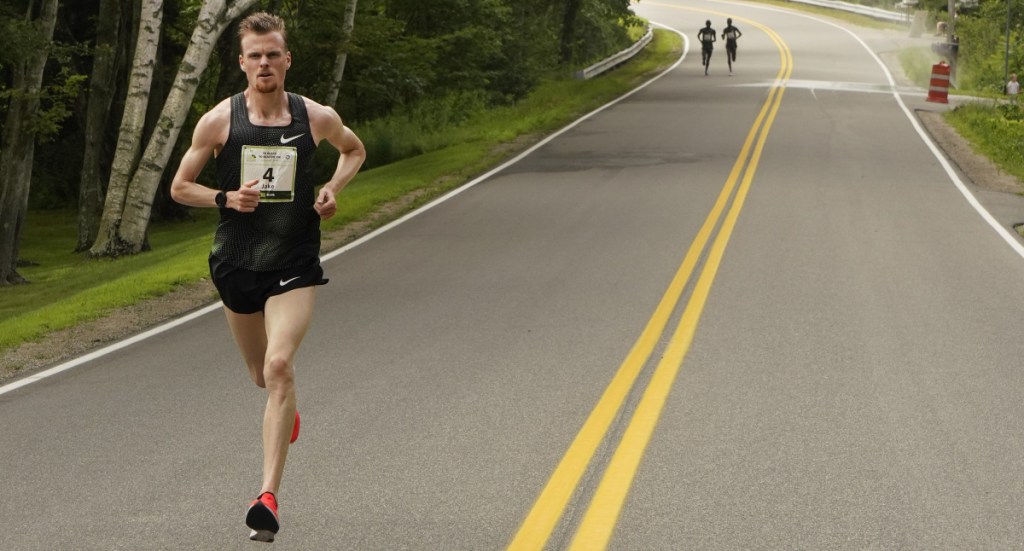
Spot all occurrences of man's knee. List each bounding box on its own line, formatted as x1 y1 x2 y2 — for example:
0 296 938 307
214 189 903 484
263 355 294 390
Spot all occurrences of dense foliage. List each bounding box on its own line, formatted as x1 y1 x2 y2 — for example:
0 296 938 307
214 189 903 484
1 0 639 213
952 0 1024 93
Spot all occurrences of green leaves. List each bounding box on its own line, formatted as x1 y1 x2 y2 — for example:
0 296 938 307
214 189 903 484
952 0 1024 93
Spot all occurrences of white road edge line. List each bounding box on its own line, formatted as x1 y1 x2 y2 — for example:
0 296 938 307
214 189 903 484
0 24 688 398
0 303 223 397
841 23 1024 259
728 0 1024 259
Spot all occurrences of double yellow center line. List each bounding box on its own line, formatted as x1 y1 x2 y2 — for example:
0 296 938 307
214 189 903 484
507 10 793 550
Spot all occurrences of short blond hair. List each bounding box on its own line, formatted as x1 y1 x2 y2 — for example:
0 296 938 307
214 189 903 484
238 12 287 48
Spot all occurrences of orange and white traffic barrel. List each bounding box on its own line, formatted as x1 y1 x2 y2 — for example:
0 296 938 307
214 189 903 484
927 61 950 103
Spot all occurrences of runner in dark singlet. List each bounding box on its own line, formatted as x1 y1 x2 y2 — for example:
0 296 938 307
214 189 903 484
722 18 743 73
170 11 366 543
210 92 321 276
698 20 716 75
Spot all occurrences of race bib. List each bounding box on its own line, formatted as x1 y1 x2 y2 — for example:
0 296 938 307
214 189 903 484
241 145 297 202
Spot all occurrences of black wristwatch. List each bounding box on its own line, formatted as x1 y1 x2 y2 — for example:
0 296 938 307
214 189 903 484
215 191 227 208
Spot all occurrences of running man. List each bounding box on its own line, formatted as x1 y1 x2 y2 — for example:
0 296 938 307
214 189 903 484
722 18 743 73
698 20 716 75
170 11 366 543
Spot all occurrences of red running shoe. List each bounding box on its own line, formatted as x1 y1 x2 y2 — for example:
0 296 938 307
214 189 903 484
246 492 280 542
291 410 300 444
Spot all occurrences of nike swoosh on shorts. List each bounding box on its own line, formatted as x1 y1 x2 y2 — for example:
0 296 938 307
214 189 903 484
279 276 301 287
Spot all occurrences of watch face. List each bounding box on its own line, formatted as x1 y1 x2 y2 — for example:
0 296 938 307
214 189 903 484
216 191 227 207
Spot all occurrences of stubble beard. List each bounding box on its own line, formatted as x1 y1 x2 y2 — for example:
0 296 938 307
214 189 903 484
253 79 280 94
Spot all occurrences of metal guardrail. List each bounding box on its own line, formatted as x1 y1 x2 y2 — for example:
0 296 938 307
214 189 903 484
788 0 910 22
575 27 655 80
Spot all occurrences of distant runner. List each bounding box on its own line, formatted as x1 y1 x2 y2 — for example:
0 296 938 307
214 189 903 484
722 18 743 74
698 20 716 76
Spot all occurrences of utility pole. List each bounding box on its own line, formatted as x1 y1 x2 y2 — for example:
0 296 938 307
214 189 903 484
948 0 958 83
1006 0 1012 86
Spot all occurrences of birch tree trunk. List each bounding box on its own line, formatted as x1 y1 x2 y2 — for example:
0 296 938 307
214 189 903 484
92 0 259 257
90 0 162 257
76 0 125 252
0 0 60 285
323 0 358 108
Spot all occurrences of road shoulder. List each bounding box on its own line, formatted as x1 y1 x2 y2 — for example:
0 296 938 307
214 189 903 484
3 29 1023 385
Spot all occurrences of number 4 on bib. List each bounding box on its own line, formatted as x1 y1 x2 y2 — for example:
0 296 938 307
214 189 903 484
241 145 297 202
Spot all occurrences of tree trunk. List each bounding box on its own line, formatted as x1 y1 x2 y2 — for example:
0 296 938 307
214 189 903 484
559 0 582 65
0 0 60 286
212 20 246 107
76 0 124 252
91 0 259 257
323 0 358 108
90 0 163 257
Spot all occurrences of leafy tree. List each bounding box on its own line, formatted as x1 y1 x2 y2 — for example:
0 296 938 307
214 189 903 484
91 0 259 257
334 4 439 121
324 0 359 108
1 0 643 264
955 0 1024 93
76 0 129 251
90 0 164 257
0 0 67 285
568 0 636 66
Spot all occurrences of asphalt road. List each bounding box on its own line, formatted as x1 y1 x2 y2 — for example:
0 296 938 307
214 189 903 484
6 1 1024 549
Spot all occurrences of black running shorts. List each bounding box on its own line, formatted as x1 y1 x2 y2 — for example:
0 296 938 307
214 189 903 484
209 256 329 314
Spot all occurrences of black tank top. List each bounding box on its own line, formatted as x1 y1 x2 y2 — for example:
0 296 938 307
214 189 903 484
212 92 319 272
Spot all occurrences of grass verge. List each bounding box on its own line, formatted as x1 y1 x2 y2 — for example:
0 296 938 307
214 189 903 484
0 28 683 358
898 46 937 88
944 103 1024 184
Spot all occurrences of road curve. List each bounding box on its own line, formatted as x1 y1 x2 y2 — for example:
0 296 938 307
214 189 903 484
4 1 1024 549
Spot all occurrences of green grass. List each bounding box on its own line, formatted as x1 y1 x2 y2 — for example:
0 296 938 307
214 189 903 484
945 103 1024 184
890 19 1024 188
889 28 1024 186
899 46 938 88
898 47 1007 99
0 28 683 359
1 210 219 350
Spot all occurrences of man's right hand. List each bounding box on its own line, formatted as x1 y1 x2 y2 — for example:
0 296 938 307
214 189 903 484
231 179 261 212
